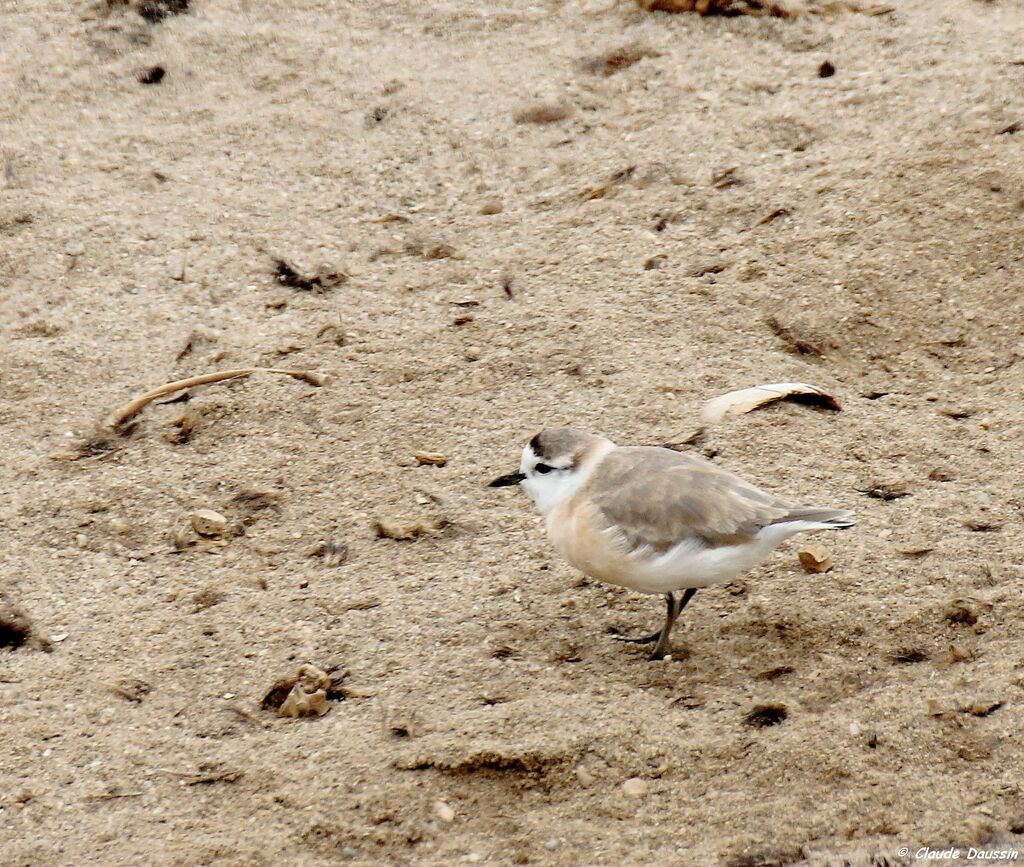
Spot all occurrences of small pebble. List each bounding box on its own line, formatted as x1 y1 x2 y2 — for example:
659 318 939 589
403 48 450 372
413 451 448 467
798 543 833 574
64 240 84 257
340 846 360 861
434 800 455 823
621 777 649 799
479 198 503 215
575 765 595 786
191 509 228 537
543 838 560 852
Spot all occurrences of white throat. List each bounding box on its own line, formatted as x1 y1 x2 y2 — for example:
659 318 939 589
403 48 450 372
521 441 614 517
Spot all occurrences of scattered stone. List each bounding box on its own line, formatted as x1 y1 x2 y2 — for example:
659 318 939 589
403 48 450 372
818 60 836 78
433 800 456 823
413 451 447 467
479 198 503 215
745 703 788 728
575 765 596 786
543 839 560 852
191 509 228 537
64 240 85 257
621 777 649 799
263 663 332 718
797 543 833 574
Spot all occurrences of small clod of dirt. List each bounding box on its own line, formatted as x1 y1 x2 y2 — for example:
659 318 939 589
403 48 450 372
744 703 788 728
135 0 190 24
965 699 1002 717
581 44 659 76
765 315 828 357
373 517 448 541
818 60 836 78
308 539 349 567
755 665 795 681
857 484 910 501
944 600 978 626
963 519 1001 532
0 603 34 650
272 258 346 292
191 587 226 612
163 408 199 444
138 65 165 84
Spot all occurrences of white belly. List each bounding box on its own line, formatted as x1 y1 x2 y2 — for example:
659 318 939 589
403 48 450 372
549 507 803 595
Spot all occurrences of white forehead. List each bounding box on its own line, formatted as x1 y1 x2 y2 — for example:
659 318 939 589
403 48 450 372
519 442 538 473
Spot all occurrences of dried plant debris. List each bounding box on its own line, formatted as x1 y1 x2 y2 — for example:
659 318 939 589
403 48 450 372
755 665 794 681
103 367 325 434
638 0 803 15
701 382 841 424
581 165 637 201
272 258 347 292
744 703 788 728
262 663 333 718
108 677 152 702
513 103 573 124
581 44 659 76
59 431 122 461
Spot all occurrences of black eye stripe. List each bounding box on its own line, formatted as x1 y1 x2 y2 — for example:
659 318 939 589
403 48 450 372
535 463 556 474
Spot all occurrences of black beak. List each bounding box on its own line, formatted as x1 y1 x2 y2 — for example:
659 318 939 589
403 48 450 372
488 470 526 488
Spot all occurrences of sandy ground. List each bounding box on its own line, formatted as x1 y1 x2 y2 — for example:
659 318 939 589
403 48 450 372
2 1 1024 864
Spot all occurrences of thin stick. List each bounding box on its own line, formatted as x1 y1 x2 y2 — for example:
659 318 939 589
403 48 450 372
104 367 325 433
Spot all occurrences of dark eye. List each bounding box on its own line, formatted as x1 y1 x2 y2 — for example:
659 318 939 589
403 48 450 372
535 463 556 474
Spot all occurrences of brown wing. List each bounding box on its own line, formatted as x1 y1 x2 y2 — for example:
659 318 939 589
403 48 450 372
583 446 793 550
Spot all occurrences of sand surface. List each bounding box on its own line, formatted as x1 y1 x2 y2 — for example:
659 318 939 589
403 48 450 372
2 1 1024 864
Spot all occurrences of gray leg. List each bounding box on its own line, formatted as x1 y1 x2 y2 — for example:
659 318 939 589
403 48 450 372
648 588 697 661
613 593 677 644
